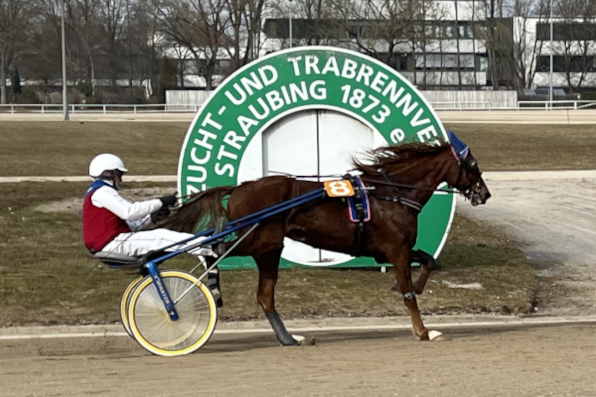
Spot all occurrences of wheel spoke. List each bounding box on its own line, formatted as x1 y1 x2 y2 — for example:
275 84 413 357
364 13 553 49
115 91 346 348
129 271 217 356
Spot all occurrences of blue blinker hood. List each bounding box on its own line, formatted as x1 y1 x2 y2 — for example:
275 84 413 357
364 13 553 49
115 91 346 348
448 130 469 159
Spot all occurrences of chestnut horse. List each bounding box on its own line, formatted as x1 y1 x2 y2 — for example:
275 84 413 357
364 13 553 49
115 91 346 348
164 131 491 345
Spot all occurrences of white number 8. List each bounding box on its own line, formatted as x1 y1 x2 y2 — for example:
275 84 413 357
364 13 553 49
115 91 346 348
324 180 355 197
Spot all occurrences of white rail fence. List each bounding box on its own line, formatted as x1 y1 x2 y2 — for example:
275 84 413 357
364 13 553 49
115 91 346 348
0 104 201 114
2 101 596 114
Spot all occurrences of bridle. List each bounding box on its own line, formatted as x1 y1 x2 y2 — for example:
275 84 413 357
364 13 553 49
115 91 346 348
450 146 483 201
360 143 482 212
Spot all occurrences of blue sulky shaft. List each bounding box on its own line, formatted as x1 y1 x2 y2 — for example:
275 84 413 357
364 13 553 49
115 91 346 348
152 187 326 264
146 187 326 321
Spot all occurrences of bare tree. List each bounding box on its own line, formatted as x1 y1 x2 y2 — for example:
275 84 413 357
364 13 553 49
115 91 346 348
101 0 127 86
553 0 596 90
129 0 163 96
328 0 444 88
65 0 102 93
454 0 462 89
328 0 415 68
0 0 35 104
222 0 267 69
152 0 232 90
510 0 547 89
475 0 516 89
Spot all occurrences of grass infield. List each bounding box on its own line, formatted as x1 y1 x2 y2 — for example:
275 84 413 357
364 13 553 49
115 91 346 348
0 121 595 176
0 121 553 326
0 182 536 326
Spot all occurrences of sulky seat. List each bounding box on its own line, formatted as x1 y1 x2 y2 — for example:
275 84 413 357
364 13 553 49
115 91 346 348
93 252 146 269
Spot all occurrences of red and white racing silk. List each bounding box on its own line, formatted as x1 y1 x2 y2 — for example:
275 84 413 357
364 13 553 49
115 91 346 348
83 180 215 259
83 180 162 252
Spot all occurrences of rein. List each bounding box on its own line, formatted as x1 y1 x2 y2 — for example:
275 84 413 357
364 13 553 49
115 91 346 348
358 167 460 213
174 151 465 214
359 175 458 194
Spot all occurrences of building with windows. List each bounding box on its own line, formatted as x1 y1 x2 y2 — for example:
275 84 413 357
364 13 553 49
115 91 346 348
262 0 491 90
166 2 596 93
514 17 596 90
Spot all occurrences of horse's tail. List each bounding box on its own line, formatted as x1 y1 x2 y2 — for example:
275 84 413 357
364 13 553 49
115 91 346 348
162 186 235 233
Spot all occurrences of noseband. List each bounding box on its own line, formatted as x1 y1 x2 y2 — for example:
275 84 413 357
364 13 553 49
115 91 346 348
450 146 482 198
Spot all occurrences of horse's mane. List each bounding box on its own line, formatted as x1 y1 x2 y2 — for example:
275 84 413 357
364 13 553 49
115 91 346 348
351 142 450 175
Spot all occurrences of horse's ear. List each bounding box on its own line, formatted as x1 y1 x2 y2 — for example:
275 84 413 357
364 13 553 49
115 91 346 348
447 130 469 159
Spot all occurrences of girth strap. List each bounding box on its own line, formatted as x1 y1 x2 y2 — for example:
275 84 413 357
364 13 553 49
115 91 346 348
343 175 370 257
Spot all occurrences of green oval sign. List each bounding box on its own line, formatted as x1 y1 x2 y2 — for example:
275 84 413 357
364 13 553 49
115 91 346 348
178 47 455 267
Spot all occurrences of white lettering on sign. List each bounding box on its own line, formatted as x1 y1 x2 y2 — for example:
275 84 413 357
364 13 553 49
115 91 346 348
287 56 302 76
186 51 443 196
224 65 280 105
194 129 217 150
340 84 391 124
180 48 453 267
390 128 405 143
278 55 433 132
321 56 340 76
305 55 321 75
416 125 439 144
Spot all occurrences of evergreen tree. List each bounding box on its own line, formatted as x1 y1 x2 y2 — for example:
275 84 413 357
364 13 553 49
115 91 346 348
156 57 177 103
11 68 22 95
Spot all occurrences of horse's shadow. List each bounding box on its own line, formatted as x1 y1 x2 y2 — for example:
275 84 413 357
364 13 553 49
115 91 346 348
199 323 556 354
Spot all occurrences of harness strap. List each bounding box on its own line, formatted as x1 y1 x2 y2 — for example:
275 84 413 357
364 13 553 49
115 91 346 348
344 175 369 257
369 192 423 212
377 169 424 212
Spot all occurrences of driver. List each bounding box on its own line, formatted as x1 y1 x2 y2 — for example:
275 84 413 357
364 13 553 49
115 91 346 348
82 153 222 301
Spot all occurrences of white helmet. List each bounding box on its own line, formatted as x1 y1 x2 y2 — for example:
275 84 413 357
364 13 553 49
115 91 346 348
89 153 128 178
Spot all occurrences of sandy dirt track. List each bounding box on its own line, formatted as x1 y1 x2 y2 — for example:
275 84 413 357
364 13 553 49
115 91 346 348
457 172 596 316
1 109 596 124
1 323 596 397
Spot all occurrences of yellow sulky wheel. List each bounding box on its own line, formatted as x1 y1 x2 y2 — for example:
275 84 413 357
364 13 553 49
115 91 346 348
127 270 217 357
119 275 144 337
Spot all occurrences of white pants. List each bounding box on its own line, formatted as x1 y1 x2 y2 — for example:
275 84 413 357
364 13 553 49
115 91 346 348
101 228 216 258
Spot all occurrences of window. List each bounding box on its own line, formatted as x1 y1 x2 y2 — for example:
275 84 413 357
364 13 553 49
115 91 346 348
479 56 489 72
415 54 476 69
460 54 475 68
444 25 456 38
536 23 596 41
443 54 458 67
474 24 487 39
425 22 434 38
394 54 408 70
536 55 595 72
459 25 474 39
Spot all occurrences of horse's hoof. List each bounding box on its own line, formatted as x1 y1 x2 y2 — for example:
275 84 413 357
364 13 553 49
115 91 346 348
428 330 444 341
291 334 316 346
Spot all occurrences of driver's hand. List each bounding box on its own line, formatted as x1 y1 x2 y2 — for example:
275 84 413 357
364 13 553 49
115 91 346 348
151 205 171 224
158 193 177 207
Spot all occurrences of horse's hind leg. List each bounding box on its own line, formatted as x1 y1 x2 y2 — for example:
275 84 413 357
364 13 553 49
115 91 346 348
254 249 302 346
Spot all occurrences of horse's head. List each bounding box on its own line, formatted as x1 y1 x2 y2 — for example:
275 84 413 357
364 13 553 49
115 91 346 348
446 130 491 206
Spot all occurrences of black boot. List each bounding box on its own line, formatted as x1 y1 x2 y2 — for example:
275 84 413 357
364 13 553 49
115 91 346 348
207 269 223 308
213 217 228 256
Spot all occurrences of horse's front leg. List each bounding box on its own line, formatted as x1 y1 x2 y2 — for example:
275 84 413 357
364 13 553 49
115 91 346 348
389 249 442 341
254 249 307 346
412 249 437 295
